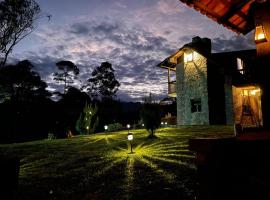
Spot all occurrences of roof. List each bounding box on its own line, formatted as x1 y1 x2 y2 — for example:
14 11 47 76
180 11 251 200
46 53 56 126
179 0 262 34
157 37 211 69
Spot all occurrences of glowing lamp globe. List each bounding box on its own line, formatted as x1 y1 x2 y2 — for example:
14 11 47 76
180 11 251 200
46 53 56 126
127 124 130 129
104 125 108 131
127 133 133 141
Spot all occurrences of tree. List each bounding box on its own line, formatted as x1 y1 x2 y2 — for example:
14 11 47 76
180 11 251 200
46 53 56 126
83 62 120 99
0 0 40 67
53 60 79 94
0 60 51 103
76 103 99 134
141 94 161 138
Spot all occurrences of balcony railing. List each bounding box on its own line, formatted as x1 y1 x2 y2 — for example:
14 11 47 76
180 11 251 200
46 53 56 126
168 81 176 97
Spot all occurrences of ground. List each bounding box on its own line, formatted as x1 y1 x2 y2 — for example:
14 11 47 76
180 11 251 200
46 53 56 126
0 126 233 200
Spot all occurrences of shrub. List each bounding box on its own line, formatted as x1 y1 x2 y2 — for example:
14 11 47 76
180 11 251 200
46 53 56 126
141 103 161 138
107 123 123 132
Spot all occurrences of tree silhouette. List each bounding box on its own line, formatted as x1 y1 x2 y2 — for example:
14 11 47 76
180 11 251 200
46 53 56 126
141 93 161 138
53 60 79 94
0 0 40 67
0 60 50 103
83 62 120 99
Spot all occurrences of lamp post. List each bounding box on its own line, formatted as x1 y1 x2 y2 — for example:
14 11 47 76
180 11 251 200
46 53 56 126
104 125 108 132
127 132 134 153
127 124 130 133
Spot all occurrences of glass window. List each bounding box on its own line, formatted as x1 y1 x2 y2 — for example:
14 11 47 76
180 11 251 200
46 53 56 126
191 98 201 113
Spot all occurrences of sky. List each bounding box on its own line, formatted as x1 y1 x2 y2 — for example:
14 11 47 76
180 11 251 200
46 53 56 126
9 0 256 102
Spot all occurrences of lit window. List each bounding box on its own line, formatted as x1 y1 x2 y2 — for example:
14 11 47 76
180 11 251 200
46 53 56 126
255 24 267 43
191 98 201 113
184 52 193 63
237 58 245 74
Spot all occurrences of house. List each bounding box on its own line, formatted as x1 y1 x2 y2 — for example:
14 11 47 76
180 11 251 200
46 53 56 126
158 36 264 127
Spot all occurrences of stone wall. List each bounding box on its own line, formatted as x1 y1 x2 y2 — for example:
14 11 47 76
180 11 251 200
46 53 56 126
176 51 209 125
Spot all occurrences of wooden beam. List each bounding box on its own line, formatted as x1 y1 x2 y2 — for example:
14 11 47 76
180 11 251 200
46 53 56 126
218 0 254 23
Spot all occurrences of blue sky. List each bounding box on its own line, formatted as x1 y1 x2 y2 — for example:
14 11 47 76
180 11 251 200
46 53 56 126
9 0 255 101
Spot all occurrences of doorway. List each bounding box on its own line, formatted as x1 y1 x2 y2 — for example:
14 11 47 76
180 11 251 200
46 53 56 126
232 86 263 127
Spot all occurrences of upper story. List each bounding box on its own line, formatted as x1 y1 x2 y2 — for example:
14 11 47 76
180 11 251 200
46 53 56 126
157 36 258 97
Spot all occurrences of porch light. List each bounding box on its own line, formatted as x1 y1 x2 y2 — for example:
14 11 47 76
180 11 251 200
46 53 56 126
184 51 193 63
255 24 267 43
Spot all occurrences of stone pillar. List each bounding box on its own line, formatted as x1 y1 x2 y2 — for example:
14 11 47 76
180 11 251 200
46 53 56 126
254 3 270 129
224 76 234 125
176 61 185 126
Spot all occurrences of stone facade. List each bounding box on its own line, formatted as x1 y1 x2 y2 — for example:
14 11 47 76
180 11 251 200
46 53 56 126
176 51 209 125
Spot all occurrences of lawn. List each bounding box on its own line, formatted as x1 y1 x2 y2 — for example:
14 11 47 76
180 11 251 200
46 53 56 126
0 126 233 200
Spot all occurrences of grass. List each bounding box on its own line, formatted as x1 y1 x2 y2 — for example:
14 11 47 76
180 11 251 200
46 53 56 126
0 126 233 200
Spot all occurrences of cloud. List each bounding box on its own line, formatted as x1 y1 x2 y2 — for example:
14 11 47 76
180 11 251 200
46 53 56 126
8 0 256 102
10 17 173 101
212 32 255 52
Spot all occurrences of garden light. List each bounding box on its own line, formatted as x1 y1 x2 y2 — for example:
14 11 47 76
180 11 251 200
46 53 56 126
127 133 133 141
104 125 108 131
161 122 164 125
142 123 144 127
127 132 134 153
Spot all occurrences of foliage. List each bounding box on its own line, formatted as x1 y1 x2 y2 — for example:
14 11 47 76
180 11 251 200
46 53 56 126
0 0 40 67
0 60 51 103
53 60 79 94
107 123 123 132
47 133 56 140
141 103 161 138
83 62 120 99
76 103 99 134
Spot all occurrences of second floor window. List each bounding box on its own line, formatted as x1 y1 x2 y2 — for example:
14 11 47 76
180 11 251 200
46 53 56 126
237 58 245 74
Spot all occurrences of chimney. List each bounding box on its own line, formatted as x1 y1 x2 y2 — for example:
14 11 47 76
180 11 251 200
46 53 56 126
191 36 212 55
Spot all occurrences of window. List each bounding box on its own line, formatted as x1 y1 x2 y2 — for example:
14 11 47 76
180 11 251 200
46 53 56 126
237 58 245 74
184 51 193 63
191 98 201 113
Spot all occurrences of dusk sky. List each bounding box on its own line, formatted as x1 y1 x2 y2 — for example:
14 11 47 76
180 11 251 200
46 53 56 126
9 0 255 102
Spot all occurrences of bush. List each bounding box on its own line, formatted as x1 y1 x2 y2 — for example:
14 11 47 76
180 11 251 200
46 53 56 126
107 123 123 132
47 133 56 140
141 103 161 138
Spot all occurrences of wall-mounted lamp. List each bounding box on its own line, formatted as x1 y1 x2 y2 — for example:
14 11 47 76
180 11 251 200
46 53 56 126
184 51 193 63
255 23 267 43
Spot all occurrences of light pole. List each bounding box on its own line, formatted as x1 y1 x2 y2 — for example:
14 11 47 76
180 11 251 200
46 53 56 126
127 132 134 153
104 125 108 133
127 124 130 133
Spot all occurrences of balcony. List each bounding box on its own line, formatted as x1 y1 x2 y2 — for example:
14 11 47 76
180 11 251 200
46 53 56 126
168 81 176 97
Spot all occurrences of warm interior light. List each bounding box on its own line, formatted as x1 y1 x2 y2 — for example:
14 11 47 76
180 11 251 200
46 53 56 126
255 25 267 43
250 89 260 96
184 52 193 63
